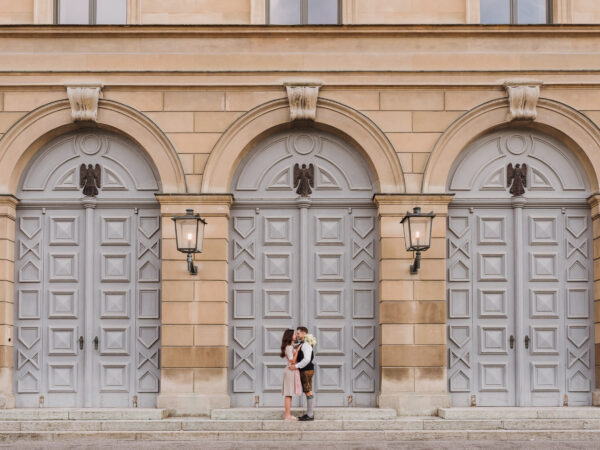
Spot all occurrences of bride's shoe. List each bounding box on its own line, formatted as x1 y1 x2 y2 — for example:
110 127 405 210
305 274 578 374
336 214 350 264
284 416 298 421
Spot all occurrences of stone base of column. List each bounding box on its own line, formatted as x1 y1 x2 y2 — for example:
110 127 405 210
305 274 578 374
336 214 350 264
593 390 600 406
0 394 15 409
157 393 230 416
378 393 450 416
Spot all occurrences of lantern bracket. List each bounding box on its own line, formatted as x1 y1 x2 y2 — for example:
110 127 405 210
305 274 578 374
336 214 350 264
187 253 198 275
410 251 422 274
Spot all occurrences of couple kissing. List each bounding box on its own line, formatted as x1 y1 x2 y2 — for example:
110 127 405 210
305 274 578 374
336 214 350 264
280 326 316 421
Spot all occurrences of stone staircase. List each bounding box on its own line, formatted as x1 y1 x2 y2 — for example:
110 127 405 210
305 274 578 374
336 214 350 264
1 407 600 443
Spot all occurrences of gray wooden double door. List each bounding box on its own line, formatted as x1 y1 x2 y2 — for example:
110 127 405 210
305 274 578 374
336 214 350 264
229 129 379 407
14 130 162 408
447 129 594 406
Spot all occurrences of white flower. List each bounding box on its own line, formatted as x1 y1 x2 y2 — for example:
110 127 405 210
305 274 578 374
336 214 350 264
304 334 317 347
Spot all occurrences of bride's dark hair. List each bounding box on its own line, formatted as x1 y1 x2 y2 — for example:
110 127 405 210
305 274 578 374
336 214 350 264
280 329 294 358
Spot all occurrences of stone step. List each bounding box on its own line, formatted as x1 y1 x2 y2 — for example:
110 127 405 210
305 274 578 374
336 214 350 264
438 407 600 420
0 418 424 432
2 417 600 432
211 407 397 420
2 429 600 442
0 408 167 421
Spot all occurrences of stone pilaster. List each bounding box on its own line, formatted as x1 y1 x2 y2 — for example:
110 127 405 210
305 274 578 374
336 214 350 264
374 194 453 415
0 195 17 409
156 194 232 416
587 194 600 406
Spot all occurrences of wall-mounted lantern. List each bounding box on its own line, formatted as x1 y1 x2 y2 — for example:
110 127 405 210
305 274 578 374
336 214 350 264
172 209 207 275
400 207 435 274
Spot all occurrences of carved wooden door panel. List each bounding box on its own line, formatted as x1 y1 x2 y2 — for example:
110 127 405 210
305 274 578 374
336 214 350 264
229 208 301 407
308 207 378 406
14 209 86 407
91 207 161 407
522 208 593 406
447 208 516 406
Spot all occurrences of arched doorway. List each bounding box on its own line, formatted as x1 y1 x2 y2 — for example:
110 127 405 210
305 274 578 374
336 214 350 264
446 128 594 406
229 128 379 407
14 129 162 408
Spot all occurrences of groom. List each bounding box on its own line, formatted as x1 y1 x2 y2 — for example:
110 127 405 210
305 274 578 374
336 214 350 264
290 326 315 421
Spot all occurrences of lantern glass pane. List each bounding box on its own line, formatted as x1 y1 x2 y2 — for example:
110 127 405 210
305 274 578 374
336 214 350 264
175 218 198 252
195 220 206 253
403 218 412 251
410 217 431 249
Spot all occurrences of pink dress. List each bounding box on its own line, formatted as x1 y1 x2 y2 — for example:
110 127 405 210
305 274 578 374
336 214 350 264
282 345 302 396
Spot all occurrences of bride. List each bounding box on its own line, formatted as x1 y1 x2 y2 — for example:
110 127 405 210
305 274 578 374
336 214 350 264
280 329 302 421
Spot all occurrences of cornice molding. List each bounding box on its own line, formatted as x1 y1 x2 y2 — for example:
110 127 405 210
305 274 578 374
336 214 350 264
1 25 600 38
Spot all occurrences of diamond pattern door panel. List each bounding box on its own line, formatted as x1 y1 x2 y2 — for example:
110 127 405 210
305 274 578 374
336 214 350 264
447 208 516 406
523 210 565 406
93 208 161 407
14 209 85 407
230 209 300 407
309 208 378 406
522 208 593 406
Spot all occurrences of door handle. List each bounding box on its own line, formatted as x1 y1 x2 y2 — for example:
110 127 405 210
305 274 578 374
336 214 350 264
93 336 99 350
509 335 515 349
524 335 530 349
79 336 84 350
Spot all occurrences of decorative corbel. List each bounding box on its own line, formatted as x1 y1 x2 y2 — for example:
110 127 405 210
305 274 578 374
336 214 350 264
284 81 322 121
504 80 542 121
66 84 103 122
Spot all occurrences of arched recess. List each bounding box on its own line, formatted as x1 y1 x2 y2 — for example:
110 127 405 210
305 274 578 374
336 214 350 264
422 98 600 194
228 128 379 408
0 99 187 194
445 128 594 407
201 97 404 194
14 129 163 408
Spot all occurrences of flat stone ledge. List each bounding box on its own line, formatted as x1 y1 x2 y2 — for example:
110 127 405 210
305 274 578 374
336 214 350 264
210 407 397 420
0 408 167 421
438 407 600 420
2 429 600 442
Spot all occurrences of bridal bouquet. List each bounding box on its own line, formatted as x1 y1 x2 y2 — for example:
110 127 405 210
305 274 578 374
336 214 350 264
304 334 317 347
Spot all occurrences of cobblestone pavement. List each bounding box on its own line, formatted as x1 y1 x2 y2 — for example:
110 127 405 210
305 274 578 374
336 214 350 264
2 441 600 449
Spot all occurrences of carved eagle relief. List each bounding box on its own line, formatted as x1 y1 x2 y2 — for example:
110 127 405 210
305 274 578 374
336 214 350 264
80 163 102 197
507 163 527 197
293 163 314 197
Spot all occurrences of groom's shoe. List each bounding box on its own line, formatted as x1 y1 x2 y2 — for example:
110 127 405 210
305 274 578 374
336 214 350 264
298 415 314 421
297 414 308 420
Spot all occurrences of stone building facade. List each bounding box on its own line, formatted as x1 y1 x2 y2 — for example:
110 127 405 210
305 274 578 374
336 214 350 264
0 0 599 416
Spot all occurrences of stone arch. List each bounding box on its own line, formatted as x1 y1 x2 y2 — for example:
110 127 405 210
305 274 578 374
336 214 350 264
422 98 600 193
0 99 187 194
201 97 404 194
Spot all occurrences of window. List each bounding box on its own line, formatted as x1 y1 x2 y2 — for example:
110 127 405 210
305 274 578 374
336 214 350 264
55 0 127 24
480 0 551 24
267 0 341 25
